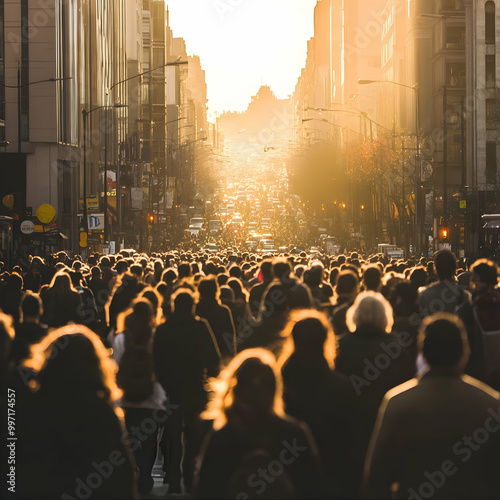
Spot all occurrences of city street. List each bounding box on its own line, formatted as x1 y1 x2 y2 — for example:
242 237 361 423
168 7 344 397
1 1 500 499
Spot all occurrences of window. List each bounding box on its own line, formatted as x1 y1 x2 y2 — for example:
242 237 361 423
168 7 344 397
486 142 497 184
486 55 496 88
486 99 496 129
486 1 496 45
446 26 465 47
446 62 466 87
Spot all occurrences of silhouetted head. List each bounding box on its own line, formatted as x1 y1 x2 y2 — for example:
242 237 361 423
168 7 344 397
219 285 235 303
280 309 335 368
141 288 163 324
409 266 428 290
198 276 219 301
260 260 274 282
20 292 43 322
117 299 154 346
363 265 382 292
25 325 121 406
335 270 359 298
434 250 457 281
419 313 469 370
178 262 191 280
203 348 284 430
50 271 75 293
227 278 247 301
273 259 292 282
471 259 499 288
172 289 195 315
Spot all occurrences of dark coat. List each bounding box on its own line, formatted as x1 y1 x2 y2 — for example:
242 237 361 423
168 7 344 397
364 371 500 499
196 413 323 499
282 356 358 497
153 312 220 411
195 299 236 358
335 325 415 483
16 392 137 499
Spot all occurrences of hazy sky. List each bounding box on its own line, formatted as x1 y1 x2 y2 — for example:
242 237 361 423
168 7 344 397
166 0 318 118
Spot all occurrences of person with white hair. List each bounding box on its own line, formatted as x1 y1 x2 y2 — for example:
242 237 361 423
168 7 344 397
335 291 415 489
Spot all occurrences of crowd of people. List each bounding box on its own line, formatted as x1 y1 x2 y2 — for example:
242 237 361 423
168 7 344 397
1 247 500 499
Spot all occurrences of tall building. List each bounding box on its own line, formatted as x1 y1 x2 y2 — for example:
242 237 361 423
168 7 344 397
464 0 500 252
0 0 86 253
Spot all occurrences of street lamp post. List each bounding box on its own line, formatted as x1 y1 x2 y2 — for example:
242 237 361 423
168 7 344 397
106 60 188 245
82 104 127 240
358 79 421 256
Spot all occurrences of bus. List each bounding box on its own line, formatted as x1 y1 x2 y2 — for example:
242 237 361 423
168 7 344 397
0 216 14 269
481 214 500 260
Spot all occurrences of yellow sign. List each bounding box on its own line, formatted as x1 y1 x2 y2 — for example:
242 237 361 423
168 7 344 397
36 204 56 224
2 194 14 209
78 196 99 211
79 232 88 248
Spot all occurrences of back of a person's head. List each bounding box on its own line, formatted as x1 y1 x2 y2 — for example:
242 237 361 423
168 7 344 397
260 260 273 281
419 314 468 369
99 256 111 268
434 250 457 281
198 276 218 301
161 268 177 284
281 310 335 368
390 281 418 314
115 260 128 275
20 292 43 320
130 264 143 280
471 259 499 286
233 357 276 412
172 289 195 315
306 262 323 287
227 277 246 300
217 273 229 287
141 288 162 317
363 265 382 291
8 272 23 292
335 269 359 296
26 325 120 405
228 265 242 279
219 285 235 303
273 259 292 281
91 266 101 278
123 299 154 346
178 262 191 279
410 266 428 290
50 271 72 292
346 291 393 333
204 349 283 430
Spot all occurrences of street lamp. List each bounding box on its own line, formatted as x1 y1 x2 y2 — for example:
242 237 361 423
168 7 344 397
82 104 127 239
1 67 72 152
358 79 421 255
106 60 188 244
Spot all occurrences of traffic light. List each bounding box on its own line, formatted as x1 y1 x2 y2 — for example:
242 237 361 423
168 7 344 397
440 227 450 241
148 214 154 224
